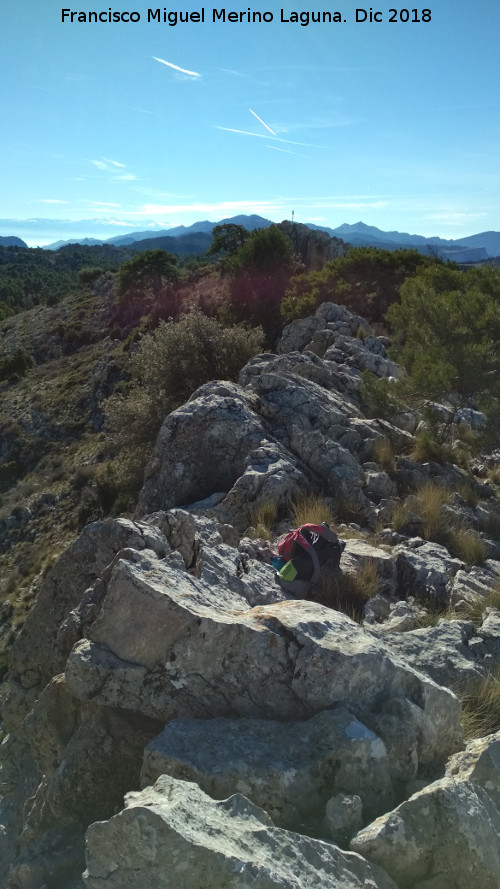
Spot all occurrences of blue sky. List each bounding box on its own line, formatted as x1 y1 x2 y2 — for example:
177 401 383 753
1 0 499 245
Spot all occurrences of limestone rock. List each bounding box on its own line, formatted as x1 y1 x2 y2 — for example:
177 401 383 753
381 619 484 688
140 709 395 833
395 539 464 601
351 777 500 889
83 775 398 889
136 382 267 517
446 730 500 810
4 518 169 730
325 793 363 845
341 539 397 597
64 548 463 768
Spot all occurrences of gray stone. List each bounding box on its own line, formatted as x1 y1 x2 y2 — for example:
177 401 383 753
325 794 363 845
395 539 464 601
4 517 170 730
140 709 395 833
368 600 425 635
83 775 398 889
65 549 463 766
351 777 500 889
136 383 267 517
446 730 500 810
364 470 398 502
381 619 485 688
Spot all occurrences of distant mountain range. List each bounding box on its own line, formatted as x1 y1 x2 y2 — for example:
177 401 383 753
1 217 499 262
0 235 28 248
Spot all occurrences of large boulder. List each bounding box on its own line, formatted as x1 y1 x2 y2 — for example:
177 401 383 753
140 709 395 834
380 619 485 689
4 517 170 730
136 382 268 517
395 539 464 601
351 777 500 889
446 730 500 810
83 775 398 889
65 547 463 768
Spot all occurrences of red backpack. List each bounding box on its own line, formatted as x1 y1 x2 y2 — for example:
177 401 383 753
276 523 344 596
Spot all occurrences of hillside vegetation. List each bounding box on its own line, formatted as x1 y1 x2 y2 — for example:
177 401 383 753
1 225 499 675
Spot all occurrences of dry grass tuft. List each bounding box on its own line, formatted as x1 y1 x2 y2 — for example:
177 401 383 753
249 501 278 540
315 560 380 622
414 482 452 543
292 493 334 528
448 528 487 566
373 437 396 472
452 586 500 625
458 667 500 739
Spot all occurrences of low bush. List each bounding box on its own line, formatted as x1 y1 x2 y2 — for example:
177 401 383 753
103 312 264 506
0 347 33 381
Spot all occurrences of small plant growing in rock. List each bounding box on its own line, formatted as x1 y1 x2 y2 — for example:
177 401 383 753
334 494 367 527
249 501 278 540
373 437 396 471
390 501 413 534
452 586 500 625
413 482 452 544
458 666 500 739
448 528 487 566
315 560 379 622
292 493 334 528
410 428 452 463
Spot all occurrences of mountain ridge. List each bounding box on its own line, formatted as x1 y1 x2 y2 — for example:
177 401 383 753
40 216 499 261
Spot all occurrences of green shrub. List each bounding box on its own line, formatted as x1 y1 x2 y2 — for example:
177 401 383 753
103 312 264 505
387 264 500 419
360 371 400 422
0 347 34 381
281 247 430 324
226 226 297 343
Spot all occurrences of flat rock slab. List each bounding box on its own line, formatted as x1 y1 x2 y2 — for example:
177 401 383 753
141 709 395 832
83 775 398 889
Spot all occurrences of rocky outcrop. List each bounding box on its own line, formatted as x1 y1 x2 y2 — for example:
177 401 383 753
83 775 398 889
278 220 348 270
2 301 500 889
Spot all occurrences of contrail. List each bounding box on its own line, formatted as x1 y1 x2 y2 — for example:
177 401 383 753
153 56 201 77
215 125 327 149
249 108 276 135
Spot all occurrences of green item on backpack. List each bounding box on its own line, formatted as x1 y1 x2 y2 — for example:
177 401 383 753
278 560 298 582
